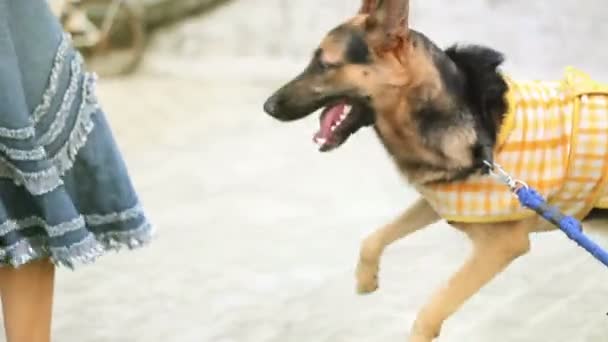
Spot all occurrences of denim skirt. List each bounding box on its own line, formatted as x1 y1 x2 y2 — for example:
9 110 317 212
0 0 153 268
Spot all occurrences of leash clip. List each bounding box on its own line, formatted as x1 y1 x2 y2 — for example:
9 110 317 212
483 160 528 193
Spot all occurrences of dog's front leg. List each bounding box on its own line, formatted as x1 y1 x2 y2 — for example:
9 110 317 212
408 220 532 342
356 197 440 294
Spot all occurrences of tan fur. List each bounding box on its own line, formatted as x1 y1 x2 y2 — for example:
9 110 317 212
267 1 607 340
356 198 552 341
369 41 475 184
304 11 526 341
335 6 553 341
344 6 601 340
438 126 477 166
331 19 473 183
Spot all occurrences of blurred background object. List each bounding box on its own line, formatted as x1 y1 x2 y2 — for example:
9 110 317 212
57 0 145 76
28 1 608 341
53 0 228 76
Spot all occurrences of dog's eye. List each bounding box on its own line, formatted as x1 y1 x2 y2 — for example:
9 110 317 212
317 59 339 71
311 49 341 72
317 59 330 70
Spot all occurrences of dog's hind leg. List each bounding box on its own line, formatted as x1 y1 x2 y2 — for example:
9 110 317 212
356 197 440 294
408 219 532 342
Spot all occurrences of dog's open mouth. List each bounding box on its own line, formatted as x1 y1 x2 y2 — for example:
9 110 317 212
313 101 369 152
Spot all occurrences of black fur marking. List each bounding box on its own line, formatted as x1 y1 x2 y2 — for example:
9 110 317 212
444 44 508 174
415 105 456 141
473 141 494 174
444 44 508 149
328 25 371 65
404 32 509 181
345 31 371 64
411 32 466 99
398 159 478 184
409 32 469 134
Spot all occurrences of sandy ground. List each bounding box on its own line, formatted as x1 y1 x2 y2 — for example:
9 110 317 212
3 1 608 341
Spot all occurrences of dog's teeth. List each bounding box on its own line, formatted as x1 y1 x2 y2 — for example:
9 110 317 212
331 125 336 131
344 105 352 115
339 113 347 120
315 137 326 145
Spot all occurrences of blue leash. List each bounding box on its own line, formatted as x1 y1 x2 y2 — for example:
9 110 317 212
485 161 608 267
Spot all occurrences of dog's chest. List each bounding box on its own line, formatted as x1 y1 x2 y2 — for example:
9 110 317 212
373 116 476 184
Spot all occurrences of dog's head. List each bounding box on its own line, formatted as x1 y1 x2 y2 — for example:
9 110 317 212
263 0 417 152
263 0 509 184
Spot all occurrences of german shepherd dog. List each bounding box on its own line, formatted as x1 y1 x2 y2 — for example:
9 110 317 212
262 1 608 340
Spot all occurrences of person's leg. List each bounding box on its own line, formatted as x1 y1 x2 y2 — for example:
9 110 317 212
0 259 55 342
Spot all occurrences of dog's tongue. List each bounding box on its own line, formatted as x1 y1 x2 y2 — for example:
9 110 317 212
313 103 345 144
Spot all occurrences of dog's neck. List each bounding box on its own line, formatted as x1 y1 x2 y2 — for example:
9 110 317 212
374 34 509 185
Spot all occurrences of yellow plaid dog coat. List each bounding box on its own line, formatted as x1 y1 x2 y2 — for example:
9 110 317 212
418 67 608 223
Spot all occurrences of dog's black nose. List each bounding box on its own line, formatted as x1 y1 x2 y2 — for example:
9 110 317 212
263 95 279 116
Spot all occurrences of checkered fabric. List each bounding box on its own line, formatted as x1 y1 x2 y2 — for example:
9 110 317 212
418 67 608 223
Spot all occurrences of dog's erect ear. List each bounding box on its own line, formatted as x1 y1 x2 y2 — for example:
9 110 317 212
361 0 410 52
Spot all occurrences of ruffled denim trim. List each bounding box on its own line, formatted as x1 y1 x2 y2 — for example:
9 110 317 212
0 205 154 269
0 66 99 195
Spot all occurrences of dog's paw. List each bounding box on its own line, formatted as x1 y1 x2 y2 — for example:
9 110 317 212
355 262 379 294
